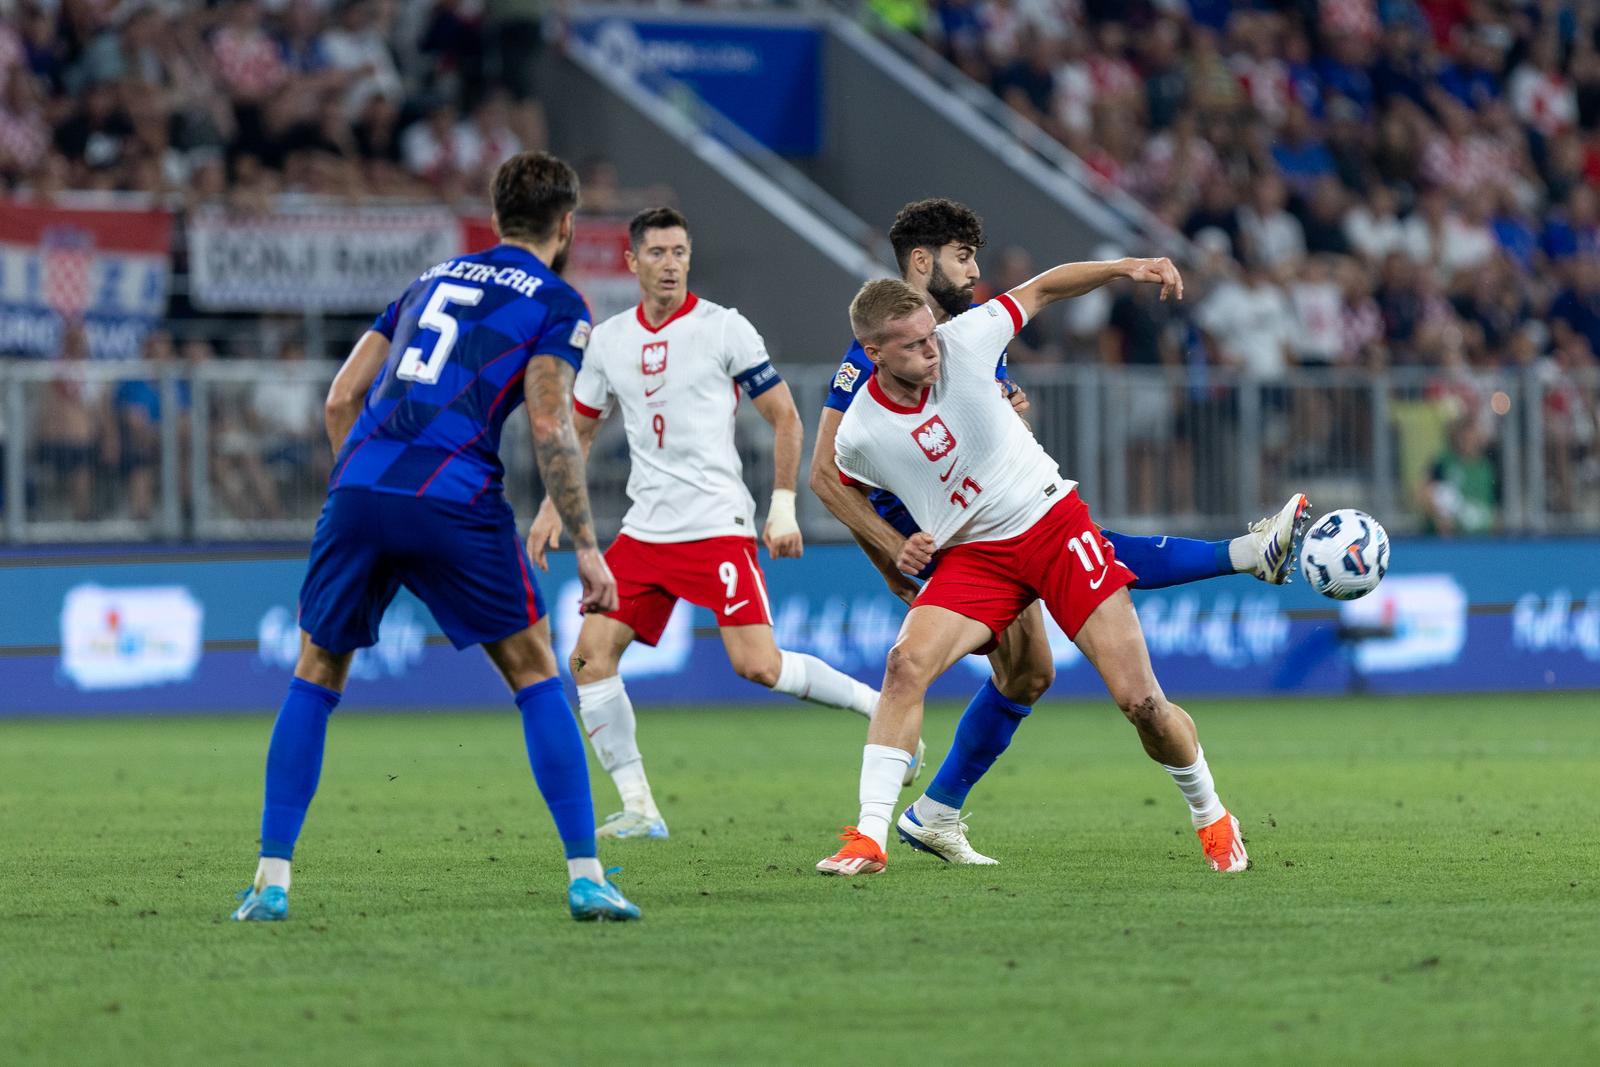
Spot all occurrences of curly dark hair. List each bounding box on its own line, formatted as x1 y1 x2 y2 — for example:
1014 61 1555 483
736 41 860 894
887 198 986 274
491 151 580 242
629 206 691 248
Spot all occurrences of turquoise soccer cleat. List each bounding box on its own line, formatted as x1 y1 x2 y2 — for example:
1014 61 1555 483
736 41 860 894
231 884 288 922
568 869 642 922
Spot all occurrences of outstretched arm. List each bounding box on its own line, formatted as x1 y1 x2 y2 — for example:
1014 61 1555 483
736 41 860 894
1008 257 1183 322
808 406 921 604
524 356 616 613
324 330 389 454
752 381 804 558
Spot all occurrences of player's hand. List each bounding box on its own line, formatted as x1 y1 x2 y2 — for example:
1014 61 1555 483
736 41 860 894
896 532 936 577
1002 379 1030 416
764 523 804 559
1124 257 1184 301
575 546 618 614
526 501 563 571
763 488 802 559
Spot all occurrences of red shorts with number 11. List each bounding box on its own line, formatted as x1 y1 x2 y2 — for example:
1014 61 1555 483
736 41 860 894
915 490 1135 649
602 534 773 646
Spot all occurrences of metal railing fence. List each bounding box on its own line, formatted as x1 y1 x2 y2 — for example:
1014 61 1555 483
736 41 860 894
1 360 1594 543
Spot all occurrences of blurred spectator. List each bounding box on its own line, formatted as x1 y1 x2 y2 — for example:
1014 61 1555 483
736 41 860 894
1197 260 1295 380
1422 416 1500 535
35 325 111 522
116 329 186 522
1238 174 1305 271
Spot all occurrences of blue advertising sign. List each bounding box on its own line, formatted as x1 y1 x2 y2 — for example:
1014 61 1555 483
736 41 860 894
572 15 823 156
0 538 1596 716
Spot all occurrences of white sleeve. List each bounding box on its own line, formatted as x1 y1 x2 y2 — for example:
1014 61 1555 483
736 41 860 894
721 310 772 378
833 425 883 491
936 295 1027 378
571 344 614 418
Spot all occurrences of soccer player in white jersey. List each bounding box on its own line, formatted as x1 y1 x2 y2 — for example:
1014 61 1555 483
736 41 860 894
816 259 1250 877
527 207 889 840
812 199 1305 867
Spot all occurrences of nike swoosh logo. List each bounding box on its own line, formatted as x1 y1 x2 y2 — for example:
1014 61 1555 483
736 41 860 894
723 600 750 615
1089 565 1110 590
586 723 608 738
938 459 958 482
644 381 664 396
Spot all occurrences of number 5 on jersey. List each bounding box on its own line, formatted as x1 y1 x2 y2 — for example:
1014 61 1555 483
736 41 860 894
397 282 485 384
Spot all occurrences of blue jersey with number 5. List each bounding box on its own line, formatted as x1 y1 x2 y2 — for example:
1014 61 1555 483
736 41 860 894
330 244 591 505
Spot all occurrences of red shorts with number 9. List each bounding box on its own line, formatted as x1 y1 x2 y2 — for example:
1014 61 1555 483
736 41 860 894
915 490 1135 650
602 534 773 646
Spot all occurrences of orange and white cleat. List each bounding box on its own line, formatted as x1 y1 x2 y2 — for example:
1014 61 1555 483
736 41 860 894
815 826 888 877
1196 811 1249 872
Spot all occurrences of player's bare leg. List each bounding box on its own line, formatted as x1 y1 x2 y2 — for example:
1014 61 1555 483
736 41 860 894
566 614 667 840
1072 589 1248 873
720 623 879 719
988 603 1056 706
818 606 992 876
900 604 1054 864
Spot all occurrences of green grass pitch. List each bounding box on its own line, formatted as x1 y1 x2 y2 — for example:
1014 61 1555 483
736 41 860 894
3 693 1598 1064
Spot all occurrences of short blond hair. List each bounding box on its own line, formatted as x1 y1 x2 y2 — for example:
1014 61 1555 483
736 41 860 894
850 278 928 345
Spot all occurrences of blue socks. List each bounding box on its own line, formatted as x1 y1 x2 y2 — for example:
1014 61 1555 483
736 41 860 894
259 678 341 860
1102 530 1233 590
925 678 1032 809
515 678 598 861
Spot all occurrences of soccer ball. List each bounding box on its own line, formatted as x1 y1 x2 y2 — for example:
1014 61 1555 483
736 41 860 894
1299 509 1390 600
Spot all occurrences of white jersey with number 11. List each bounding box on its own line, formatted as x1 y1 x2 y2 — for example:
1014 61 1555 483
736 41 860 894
833 294 1076 550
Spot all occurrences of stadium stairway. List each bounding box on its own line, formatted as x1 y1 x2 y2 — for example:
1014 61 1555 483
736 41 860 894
537 18 891 363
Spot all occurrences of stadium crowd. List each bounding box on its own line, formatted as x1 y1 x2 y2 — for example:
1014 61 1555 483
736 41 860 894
2 0 1597 532
890 0 1600 528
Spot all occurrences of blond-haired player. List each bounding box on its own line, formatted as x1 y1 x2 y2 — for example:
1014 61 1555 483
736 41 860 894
816 259 1249 876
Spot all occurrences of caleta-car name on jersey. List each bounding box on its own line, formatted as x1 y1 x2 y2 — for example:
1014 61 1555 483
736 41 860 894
418 258 547 299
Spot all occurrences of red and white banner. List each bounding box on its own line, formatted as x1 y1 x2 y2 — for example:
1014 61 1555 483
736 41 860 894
0 199 173 360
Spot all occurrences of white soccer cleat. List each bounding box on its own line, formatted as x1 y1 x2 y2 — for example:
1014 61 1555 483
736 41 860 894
895 805 998 865
1246 493 1311 585
902 737 926 787
596 810 669 840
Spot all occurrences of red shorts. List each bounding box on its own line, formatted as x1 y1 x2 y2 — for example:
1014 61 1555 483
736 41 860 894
915 491 1135 650
603 534 772 646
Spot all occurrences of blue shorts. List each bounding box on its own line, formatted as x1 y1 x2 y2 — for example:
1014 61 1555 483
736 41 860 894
299 488 545 654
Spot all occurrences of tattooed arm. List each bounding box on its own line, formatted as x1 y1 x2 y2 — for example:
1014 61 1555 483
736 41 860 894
527 409 600 570
524 355 616 612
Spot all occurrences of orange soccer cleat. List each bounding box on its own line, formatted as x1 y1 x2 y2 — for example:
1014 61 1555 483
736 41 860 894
815 826 888 877
1196 811 1249 872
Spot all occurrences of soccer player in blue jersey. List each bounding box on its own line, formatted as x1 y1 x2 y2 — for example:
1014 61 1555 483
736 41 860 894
809 198 1308 864
230 152 640 923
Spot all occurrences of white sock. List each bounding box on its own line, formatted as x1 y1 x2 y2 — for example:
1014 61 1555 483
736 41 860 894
567 857 604 884
774 649 878 718
255 857 291 891
857 744 912 848
912 794 960 828
1227 535 1256 573
577 676 660 820
1162 746 1226 828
